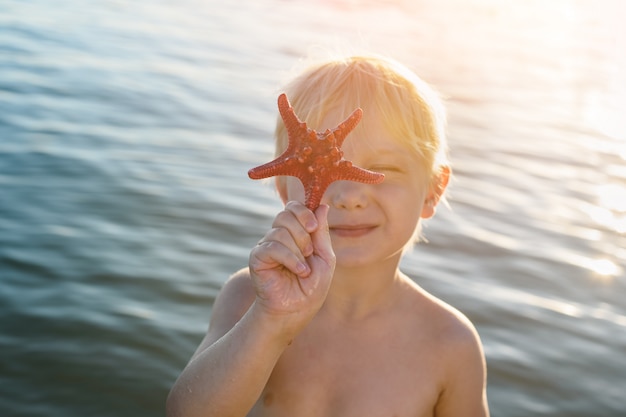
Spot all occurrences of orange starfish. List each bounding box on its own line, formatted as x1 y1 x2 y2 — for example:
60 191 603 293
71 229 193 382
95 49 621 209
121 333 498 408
248 93 385 210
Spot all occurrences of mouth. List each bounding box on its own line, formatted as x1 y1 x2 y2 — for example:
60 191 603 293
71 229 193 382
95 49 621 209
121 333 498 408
329 224 377 238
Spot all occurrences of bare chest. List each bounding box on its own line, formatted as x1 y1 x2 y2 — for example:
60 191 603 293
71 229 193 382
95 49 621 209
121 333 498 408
248 327 443 417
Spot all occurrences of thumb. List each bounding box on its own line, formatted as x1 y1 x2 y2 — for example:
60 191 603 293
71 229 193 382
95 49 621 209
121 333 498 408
310 204 335 266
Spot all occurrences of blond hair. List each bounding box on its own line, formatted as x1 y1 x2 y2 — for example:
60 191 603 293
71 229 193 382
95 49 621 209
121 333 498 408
275 55 448 189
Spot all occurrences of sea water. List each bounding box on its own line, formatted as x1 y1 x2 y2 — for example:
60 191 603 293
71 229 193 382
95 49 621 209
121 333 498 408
1 0 625 415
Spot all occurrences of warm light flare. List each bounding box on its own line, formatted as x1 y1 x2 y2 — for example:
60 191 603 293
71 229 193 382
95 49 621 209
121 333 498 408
598 184 626 213
585 184 626 235
587 258 621 281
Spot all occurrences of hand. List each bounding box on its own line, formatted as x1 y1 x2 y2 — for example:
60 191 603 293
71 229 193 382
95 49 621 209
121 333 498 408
249 201 335 330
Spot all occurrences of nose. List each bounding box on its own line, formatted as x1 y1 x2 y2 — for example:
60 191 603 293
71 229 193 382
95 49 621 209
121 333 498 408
325 180 369 210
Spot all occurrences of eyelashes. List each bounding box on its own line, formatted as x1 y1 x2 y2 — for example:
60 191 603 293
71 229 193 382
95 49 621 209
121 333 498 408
370 165 404 174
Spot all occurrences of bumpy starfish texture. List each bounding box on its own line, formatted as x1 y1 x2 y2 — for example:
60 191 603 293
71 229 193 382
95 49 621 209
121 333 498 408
248 93 385 210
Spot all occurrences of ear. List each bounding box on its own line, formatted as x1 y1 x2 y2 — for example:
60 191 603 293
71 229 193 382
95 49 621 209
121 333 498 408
276 176 288 205
421 165 451 219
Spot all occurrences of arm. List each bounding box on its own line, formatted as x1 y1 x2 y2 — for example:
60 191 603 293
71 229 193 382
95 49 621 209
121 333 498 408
166 202 335 417
434 319 489 417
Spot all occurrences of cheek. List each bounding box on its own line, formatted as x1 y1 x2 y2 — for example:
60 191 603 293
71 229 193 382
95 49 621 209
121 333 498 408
382 184 424 222
285 177 305 203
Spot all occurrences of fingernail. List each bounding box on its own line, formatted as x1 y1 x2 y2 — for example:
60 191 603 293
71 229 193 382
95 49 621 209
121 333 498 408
306 219 317 231
296 261 309 274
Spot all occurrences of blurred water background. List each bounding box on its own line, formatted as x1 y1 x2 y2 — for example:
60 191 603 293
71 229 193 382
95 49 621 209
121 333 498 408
1 0 625 416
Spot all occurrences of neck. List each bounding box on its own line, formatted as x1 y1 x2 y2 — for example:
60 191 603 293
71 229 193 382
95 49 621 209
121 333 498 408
322 256 403 321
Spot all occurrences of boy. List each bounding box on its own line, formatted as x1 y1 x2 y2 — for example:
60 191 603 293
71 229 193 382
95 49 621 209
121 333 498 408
167 55 489 417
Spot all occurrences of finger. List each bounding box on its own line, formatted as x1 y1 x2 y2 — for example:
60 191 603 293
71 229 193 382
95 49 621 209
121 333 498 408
272 205 315 257
284 201 318 233
260 226 309 265
310 204 335 267
250 240 311 277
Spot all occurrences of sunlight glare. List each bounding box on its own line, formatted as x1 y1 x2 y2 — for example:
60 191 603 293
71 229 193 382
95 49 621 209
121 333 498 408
581 184 626 234
586 258 621 282
598 184 626 213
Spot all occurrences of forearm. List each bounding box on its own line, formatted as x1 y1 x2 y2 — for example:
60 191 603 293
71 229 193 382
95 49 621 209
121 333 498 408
166 302 293 417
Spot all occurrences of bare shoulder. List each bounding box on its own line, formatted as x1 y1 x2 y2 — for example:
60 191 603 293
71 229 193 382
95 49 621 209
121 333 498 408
430 294 482 354
400 273 482 352
399 274 488 416
427 294 485 375
189 268 256 361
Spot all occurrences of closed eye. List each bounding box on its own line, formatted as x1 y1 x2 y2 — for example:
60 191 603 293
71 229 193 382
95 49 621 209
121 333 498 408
370 165 404 173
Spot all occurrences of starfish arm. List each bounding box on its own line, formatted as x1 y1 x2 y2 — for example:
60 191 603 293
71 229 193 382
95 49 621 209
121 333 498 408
331 108 363 146
332 164 385 184
301 167 384 210
248 156 298 179
304 191 323 211
302 176 324 211
278 93 310 144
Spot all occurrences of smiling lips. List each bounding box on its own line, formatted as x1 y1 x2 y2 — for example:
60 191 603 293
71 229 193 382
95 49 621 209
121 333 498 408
329 224 377 238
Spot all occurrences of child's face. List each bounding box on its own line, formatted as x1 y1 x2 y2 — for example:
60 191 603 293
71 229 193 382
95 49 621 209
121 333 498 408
279 107 439 268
